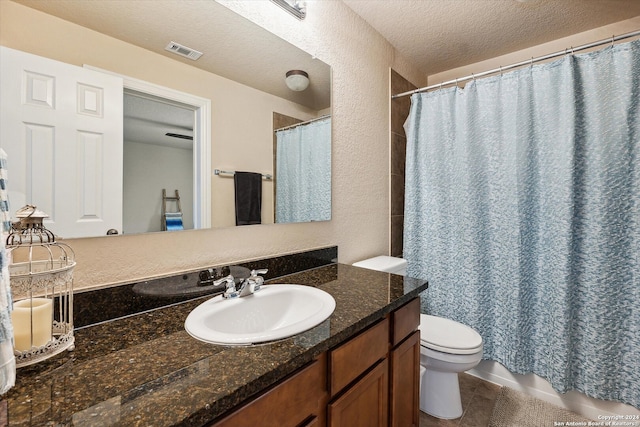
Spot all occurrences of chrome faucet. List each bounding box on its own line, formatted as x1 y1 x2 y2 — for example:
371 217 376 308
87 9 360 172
213 269 268 299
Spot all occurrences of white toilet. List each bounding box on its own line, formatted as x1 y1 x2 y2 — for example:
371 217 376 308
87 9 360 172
352 256 484 419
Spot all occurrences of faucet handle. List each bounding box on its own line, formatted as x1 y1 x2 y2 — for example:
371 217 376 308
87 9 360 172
249 268 269 284
249 269 268 290
213 275 238 298
213 274 235 288
250 269 268 277
199 267 232 286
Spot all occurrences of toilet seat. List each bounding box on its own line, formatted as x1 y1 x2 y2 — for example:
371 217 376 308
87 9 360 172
419 314 483 355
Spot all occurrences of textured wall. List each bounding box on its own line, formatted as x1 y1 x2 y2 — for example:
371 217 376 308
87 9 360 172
0 0 427 290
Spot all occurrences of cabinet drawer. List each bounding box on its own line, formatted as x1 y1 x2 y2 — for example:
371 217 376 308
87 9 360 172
211 355 327 427
391 298 420 346
329 318 389 396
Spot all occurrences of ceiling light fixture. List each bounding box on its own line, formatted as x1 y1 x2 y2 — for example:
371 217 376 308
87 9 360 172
271 0 306 20
285 70 309 91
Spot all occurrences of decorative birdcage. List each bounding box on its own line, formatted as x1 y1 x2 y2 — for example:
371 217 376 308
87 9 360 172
6 205 75 367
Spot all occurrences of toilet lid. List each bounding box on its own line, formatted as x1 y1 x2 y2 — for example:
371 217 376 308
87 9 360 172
419 314 483 355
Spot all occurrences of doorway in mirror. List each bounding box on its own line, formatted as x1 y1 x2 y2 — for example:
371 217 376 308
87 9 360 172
88 68 212 236
123 92 194 234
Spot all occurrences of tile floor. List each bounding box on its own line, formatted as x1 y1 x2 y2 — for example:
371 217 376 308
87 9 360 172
420 373 502 427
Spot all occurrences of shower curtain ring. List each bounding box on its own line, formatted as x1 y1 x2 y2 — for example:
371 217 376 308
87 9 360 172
439 81 443 90
499 65 503 76
471 73 476 81
530 57 534 67
611 35 615 48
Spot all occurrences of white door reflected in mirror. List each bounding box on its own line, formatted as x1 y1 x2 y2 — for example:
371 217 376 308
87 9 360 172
0 46 124 239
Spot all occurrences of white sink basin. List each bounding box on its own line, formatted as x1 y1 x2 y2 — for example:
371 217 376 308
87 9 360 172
184 284 336 345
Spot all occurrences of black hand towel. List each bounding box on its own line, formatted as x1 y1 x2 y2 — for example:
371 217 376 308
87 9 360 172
234 171 262 226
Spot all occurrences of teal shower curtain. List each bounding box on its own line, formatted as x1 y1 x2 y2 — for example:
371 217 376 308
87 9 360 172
404 39 640 407
275 117 331 223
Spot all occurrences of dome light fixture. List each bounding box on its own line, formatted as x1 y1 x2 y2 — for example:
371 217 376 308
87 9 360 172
285 70 309 91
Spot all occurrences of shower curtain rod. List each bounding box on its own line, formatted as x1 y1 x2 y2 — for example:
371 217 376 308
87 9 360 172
274 115 330 132
392 29 640 99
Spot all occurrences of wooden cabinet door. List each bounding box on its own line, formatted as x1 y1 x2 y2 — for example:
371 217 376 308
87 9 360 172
389 330 420 427
210 356 327 427
328 359 389 427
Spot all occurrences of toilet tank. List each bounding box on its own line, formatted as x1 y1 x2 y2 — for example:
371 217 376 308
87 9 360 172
352 256 407 276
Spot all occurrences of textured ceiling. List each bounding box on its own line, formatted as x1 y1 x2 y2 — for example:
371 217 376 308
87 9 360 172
124 94 194 149
343 0 640 76
13 0 640 107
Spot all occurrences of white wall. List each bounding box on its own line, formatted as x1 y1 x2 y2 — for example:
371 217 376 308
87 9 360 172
123 141 194 234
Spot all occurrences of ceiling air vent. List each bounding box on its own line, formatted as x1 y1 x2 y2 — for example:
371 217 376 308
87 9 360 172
165 41 203 60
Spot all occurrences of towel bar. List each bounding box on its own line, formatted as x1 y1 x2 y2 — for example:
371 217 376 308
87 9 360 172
214 169 272 180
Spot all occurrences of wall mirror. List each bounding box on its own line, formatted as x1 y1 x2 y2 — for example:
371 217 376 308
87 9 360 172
4 0 331 237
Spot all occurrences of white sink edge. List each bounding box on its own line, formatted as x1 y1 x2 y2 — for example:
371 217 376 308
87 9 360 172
184 284 336 346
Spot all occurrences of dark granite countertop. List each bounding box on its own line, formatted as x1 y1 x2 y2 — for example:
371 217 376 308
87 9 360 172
2 263 427 426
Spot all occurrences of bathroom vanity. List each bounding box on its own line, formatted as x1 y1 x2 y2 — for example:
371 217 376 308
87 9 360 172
211 297 421 427
1 249 428 426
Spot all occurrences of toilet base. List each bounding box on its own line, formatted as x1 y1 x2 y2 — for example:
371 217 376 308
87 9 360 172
420 369 463 419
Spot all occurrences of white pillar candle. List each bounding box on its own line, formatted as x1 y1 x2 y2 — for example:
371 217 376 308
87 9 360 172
11 298 53 352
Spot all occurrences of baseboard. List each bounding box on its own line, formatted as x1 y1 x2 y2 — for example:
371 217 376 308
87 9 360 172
467 360 640 421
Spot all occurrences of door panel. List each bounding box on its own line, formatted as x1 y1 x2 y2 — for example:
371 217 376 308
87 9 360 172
0 46 123 238
328 359 389 427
